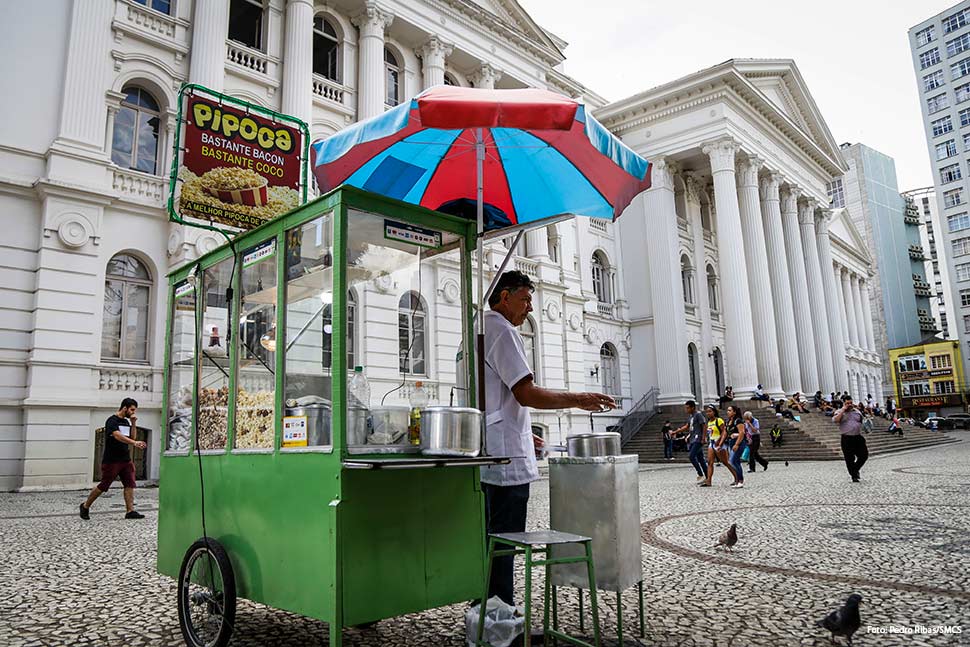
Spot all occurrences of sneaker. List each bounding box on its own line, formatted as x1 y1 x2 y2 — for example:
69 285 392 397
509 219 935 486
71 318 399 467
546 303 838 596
747 469 756 473
763 463 769 472
851 477 860 483
699 482 712 487
732 482 744 488
125 510 145 519
696 475 705 483
79 503 90 520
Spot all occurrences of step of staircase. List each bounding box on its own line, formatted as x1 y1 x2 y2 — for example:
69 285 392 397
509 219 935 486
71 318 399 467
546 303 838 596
623 402 960 463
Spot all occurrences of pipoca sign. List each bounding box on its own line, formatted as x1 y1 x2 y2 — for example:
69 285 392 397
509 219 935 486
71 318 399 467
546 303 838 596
170 86 307 231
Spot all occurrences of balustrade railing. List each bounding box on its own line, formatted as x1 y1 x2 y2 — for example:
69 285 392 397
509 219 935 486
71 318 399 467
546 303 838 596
99 366 155 393
312 74 346 105
226 41 269 75
616 387 660 446
121 0 178 39
113 168 166 204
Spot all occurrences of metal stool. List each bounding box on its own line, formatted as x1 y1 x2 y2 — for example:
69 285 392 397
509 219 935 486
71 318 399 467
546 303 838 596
476 530 601 647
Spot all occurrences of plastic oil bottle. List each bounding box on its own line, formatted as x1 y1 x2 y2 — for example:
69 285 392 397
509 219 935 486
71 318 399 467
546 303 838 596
408 381 429 445
348 366 370 407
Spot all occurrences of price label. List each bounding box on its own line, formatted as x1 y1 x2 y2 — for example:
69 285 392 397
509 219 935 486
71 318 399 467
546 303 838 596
282 416 308 447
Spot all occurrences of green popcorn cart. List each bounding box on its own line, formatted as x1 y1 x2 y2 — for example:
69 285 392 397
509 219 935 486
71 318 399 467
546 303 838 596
158 186 508 647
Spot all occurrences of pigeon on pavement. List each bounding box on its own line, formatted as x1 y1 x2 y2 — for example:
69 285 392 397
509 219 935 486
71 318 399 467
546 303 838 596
714 523 737 551
817 593 862 645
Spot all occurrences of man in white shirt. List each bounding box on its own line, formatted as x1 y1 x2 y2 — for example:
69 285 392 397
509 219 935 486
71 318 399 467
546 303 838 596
480 271 616 605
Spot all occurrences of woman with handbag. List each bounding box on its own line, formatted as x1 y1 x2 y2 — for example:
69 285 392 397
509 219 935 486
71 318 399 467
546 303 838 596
700 404 738 487
726 405 748 489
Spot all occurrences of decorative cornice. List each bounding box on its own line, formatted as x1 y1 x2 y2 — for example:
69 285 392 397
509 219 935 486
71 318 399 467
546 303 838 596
760 172 782 201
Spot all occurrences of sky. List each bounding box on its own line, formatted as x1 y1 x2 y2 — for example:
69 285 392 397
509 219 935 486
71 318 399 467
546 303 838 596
521 0 957 191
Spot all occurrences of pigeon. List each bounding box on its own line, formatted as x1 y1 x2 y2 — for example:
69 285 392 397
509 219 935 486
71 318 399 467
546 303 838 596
817 594 862 645
714 523 737 551
785 460 789 467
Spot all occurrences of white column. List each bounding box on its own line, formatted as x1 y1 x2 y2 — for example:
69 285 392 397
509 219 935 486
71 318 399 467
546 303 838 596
703 139 759 396
162 111 178 175
816 209 848 389
851 275 868 353
685 173 716 399
861 278 876 351
469 63 502 89
644 159 693 405
57 1 115 149
800 200 835 390
781 187 818 392
103 91 125 156
526 227 550 259
189 0 229 91
281 0 314 126
834 266 852 361
417 36 452 89
736 157 783 398
353 3 394 120
840 267 859 348
761 174 801 394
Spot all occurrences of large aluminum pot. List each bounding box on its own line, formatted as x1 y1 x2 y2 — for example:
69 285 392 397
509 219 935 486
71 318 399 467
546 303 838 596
420 406 482 457
346 405 370 446
566 432 621 457
284 403 332 446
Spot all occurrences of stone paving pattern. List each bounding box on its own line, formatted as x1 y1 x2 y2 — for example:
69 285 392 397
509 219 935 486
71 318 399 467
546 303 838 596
1 435 968 646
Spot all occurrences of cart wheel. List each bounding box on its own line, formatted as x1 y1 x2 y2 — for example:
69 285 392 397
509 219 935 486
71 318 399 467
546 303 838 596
177 538 236 647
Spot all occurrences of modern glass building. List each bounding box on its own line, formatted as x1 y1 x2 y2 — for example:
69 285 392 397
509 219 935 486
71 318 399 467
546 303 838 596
909 0 970 397
832 143 928 391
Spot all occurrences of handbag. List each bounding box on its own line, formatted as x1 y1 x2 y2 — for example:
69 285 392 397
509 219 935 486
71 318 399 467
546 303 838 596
740 446 750 461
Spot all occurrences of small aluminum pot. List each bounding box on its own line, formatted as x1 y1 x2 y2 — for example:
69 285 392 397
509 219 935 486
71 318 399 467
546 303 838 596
566 432 621 457
283 403 332 446
419 406 482 457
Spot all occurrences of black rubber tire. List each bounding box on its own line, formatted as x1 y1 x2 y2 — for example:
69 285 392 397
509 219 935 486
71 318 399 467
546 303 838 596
177 538 236 647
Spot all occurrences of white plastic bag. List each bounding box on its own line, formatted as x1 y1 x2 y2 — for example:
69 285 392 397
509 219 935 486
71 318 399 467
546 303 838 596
465 596 525 647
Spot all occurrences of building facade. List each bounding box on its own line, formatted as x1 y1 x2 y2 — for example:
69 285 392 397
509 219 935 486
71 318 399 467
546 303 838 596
888 338 966 416
597 59 881 407
0 3 878 490
909 0 970 397
834 143 931 394
904 185 954 340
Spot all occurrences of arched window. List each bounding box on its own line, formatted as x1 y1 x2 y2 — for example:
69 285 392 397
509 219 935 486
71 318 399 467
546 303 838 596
706 264 719 314
591 251 612 303
600 343 619 395
520 316 538 381
399 291 427 374
102 253 151 362
385 47 401 107
321 291 357 370
444 72 458 87
229 0 264 50
111 86 160 174
313 15 340 81
680 255 694 306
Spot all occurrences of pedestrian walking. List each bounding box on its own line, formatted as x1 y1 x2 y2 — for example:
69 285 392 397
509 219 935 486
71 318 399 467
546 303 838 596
701 404 737 487
744 411 769 472
726 405 748 488
79 398 147 520
661 420 674 460
672 401 708 482
833 395 867 483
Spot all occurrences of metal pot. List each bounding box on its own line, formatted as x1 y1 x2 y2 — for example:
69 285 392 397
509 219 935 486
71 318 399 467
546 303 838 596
566 432 621 457
284 403 332 446
419 406 482 457
346 405 370 446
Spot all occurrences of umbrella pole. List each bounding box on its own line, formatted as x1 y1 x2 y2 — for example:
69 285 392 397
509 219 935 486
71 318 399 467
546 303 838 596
475 128 487 451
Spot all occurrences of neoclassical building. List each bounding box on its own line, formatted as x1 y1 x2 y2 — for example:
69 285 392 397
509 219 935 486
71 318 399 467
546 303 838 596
599 60 882 406
0 2 876 490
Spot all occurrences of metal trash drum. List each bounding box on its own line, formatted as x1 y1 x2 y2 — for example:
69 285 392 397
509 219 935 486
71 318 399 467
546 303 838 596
548 454 642 592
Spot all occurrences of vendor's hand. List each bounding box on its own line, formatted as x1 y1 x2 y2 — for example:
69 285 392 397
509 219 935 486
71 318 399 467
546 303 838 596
575 392 617 412
134 441 147 450
532 434 545 450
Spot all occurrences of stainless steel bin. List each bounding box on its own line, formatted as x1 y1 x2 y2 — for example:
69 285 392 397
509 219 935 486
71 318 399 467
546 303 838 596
549 454 642 591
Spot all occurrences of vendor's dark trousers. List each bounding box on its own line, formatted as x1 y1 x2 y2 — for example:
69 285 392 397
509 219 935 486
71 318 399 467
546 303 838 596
483 482 530 605
688 441 707 476
747 435 769 471
840 434 868 479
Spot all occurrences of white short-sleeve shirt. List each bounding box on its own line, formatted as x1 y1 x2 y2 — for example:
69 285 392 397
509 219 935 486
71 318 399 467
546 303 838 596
479 310 538 487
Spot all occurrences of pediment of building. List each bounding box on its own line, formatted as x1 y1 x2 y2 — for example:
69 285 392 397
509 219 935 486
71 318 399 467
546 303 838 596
829 207 873 266
455 0 562 54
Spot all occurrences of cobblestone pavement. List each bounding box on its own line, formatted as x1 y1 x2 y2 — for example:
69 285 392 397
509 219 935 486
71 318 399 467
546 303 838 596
2 435 968 647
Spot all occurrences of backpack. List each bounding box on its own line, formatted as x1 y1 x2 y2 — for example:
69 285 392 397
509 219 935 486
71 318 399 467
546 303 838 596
861 417 873 434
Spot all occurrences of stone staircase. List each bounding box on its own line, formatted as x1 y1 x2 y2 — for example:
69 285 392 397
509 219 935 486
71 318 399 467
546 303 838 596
622 401 961 463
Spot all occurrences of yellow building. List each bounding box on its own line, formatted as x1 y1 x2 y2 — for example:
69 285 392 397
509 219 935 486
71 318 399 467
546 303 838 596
888 338 966 416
